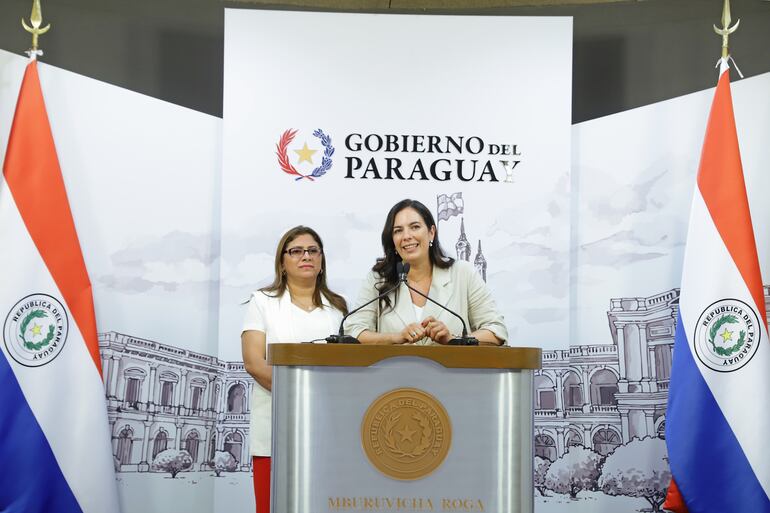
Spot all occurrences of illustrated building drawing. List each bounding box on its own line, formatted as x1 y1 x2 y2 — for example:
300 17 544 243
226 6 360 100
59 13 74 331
101 285 770 471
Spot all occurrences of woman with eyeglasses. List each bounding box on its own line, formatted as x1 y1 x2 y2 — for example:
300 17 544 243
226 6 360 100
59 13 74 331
345 198 507 346
241 225 347 513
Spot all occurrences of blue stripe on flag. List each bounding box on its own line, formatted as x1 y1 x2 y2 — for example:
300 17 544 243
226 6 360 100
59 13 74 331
0 352 83 513
666 313 770 512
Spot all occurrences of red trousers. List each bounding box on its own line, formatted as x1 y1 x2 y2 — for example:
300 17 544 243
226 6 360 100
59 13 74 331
252 456 271 513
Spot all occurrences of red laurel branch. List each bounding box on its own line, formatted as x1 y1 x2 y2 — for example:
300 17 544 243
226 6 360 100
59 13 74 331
276 129 313 181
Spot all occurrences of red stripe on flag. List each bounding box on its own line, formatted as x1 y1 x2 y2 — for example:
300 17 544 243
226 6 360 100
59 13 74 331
696 70 768 327
2 61 102 375
663 478 690 513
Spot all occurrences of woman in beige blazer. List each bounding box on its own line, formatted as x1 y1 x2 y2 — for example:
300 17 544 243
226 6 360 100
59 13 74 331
345 199 507 346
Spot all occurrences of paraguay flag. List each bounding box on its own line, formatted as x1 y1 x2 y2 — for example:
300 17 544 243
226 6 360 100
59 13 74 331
664 59 770 512
0 59 121 512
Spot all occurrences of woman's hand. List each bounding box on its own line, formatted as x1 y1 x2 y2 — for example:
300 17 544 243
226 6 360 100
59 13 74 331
421 316 451 345
398 322 426 344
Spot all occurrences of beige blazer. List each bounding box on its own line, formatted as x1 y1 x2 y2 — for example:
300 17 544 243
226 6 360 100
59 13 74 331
344 261 507 344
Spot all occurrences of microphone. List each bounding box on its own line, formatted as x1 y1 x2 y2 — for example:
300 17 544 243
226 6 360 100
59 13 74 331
400 264 479 346
399 262 411 282
326 262 407 344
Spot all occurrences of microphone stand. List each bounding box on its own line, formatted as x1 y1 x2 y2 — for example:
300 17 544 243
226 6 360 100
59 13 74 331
326 262 406 344
399 263 478 346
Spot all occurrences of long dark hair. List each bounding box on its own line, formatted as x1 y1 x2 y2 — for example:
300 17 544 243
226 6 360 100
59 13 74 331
260 226 348 314
372 199 454 311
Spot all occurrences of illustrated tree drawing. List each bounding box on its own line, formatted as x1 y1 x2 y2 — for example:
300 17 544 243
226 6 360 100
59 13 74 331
210 450 238 477
599 436 671 512
534 455 552 496
544 445 604 499
152 449 193 478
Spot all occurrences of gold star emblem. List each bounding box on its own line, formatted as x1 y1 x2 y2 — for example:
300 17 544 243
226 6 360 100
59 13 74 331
293 142 317 164
30 323 43 336
720 328 734 342
396 424 417 443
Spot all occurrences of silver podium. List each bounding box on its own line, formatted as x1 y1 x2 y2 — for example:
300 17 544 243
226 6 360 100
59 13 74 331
268 344 541 513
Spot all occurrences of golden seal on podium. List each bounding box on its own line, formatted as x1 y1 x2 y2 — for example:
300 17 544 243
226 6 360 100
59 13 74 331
361 388 452 481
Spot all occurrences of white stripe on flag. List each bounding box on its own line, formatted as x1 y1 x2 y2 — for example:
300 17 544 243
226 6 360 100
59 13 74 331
678 190 770 496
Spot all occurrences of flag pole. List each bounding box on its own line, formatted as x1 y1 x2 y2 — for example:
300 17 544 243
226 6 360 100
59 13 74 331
21 0 50 59
713 0 739 60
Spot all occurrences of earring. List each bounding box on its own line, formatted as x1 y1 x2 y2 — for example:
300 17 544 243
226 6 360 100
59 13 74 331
429 240 434 247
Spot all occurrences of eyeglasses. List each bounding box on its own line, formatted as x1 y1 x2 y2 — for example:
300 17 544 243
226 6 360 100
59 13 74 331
284 246 322 259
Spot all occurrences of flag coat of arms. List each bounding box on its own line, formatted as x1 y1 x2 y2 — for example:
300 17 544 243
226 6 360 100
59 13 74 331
664 60 770 512
0 60 121 512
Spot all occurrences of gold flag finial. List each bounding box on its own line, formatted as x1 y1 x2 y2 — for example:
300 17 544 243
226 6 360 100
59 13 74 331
21 0 51 56
713 0 740 59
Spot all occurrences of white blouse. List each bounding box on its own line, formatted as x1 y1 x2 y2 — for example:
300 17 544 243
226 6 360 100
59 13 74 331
242 290 343 456
412 303 424 322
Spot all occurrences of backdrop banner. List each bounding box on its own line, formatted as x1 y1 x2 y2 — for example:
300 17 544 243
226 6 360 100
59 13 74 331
220 10 574 354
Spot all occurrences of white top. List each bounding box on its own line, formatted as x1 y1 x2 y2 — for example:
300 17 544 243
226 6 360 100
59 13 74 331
412 303 424 321
242 290 343 456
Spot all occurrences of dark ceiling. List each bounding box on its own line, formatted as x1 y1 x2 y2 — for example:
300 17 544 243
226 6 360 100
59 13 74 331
1 0 768 122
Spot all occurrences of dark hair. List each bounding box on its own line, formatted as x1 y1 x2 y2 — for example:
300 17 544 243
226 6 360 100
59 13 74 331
372 199 454 311
260 225 348 314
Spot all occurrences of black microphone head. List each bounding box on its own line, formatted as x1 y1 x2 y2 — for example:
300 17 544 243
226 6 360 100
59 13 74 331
396 261 410 282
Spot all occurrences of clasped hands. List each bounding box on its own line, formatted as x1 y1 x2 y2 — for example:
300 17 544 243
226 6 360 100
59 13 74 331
398 316 451 345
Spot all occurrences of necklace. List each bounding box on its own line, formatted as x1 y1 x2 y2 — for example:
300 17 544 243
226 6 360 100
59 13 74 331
407 276 431 294
292 297 316 312
287 283 317 312
407 276 431 307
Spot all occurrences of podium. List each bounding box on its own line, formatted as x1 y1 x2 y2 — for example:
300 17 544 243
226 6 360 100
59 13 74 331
268 344 541 513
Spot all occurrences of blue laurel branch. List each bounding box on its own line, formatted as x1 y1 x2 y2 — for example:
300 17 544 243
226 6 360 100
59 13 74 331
310 129 334 178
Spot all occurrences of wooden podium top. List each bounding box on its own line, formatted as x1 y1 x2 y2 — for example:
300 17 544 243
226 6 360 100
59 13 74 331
268 344 541 369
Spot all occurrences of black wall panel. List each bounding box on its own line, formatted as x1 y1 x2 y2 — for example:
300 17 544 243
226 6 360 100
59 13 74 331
1 0 768 122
